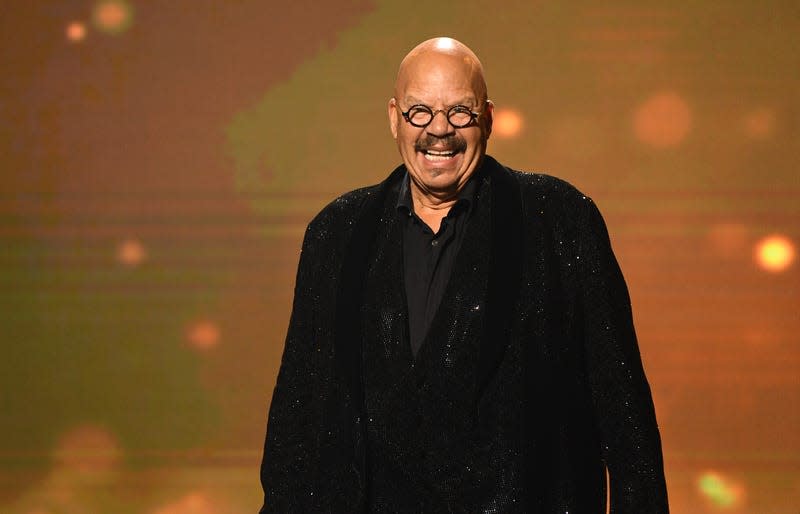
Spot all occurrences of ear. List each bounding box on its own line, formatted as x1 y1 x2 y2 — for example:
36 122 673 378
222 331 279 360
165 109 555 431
483 100 494 139
388 97 399 139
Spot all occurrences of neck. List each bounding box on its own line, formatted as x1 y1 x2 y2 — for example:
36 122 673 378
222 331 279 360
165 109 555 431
412 187 458 210
409 181 461 234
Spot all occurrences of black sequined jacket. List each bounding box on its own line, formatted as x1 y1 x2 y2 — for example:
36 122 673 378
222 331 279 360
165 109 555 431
259 156 669 513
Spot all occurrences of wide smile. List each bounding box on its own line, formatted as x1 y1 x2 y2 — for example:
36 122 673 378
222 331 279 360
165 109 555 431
422 149 458 162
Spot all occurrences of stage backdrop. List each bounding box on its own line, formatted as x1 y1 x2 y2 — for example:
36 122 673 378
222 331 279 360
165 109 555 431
1 1 798 513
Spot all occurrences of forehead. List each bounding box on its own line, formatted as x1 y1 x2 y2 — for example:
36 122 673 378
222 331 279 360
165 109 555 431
396 53 483 106
402 91 477 107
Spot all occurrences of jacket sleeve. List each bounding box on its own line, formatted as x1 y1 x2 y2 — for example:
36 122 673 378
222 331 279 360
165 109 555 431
258 218 339 513
577 197 670 513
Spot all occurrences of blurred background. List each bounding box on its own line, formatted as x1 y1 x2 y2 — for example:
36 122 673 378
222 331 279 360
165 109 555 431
1 1 798 512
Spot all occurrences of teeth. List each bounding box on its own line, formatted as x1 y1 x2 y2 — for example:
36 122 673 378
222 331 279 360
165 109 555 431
423 150 455 161
424 153 453 161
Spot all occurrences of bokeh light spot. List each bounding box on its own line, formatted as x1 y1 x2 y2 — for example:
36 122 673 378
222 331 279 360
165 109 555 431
117 238 147 267
633 91 692 148
187 320 220 350
697 471 745 508
92 0 134 35
743 107 776 140
152 491 217 514
492 108 524 138
66 22 87 42
754 234 795 272
53 424 122 482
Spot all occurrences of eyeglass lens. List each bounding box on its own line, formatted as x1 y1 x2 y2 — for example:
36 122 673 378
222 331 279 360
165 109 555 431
407 106 473 128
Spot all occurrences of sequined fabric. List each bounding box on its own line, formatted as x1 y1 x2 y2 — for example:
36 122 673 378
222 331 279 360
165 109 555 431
259 156 669 513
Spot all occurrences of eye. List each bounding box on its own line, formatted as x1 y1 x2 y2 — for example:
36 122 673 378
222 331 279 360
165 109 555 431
407 105 431 115
448 106 474 126
406 105 433 124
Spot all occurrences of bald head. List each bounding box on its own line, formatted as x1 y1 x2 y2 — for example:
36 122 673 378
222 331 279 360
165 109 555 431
394 37 488 103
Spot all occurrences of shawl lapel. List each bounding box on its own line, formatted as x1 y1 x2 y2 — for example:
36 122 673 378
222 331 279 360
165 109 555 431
333 166 403 513
361 184 412 367
481 157 524 395
413 168 491 383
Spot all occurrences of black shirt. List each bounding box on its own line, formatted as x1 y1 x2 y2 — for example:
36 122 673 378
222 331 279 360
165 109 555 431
396 174 478 358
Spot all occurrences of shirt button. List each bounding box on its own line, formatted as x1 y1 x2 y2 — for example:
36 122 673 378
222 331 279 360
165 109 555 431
431 239 439 247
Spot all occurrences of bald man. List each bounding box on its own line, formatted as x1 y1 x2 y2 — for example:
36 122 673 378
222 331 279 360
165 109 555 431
258 38 669 513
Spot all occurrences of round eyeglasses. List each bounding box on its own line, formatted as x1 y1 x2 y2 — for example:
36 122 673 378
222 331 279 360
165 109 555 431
399 104 482 129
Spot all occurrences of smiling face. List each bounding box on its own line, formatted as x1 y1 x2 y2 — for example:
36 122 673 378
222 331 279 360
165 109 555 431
388 39 493 202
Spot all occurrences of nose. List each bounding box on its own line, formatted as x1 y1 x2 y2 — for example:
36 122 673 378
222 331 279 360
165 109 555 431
425 109 454 137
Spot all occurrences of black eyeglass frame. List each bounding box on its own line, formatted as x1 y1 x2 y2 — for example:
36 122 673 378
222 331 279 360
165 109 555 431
398 102 485 129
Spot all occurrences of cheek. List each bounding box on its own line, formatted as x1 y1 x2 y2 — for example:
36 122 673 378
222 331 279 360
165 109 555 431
464 136 480 152
399 132 420 149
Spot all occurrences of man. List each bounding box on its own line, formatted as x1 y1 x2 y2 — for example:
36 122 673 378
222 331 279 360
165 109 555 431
259 37 669 513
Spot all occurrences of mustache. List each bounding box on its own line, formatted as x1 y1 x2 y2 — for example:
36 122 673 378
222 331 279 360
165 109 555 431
414 135 467 153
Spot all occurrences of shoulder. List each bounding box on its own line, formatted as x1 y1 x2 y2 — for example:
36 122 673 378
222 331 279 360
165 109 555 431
301 162 406 255
486 158 613 255
291 183 384 286
487 157 598 220
297 184 380 263
510 168 615 257
307 164 405 236
516 170 592 208
307 184 381 233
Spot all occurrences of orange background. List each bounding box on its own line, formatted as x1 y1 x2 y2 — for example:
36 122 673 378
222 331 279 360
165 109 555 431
1 1 798 512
